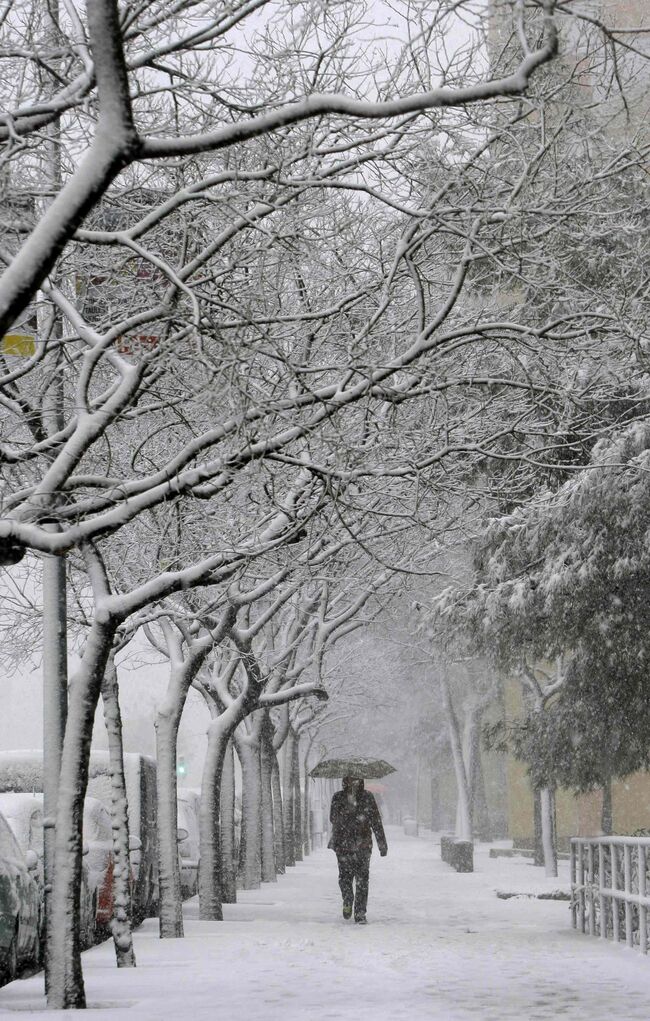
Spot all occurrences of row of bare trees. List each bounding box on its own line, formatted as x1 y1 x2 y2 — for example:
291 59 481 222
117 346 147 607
0 0 647 1008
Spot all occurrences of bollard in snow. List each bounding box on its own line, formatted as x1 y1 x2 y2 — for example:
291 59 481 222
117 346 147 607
453 840 474 873
440 835 473 872
440 834 454 863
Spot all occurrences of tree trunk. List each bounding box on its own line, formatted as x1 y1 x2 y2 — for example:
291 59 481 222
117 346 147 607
219 739 237 903
282 728 296 866
323 779 335 843
271 753 286 875
197 674 263 917
154 710 184 938
259 716 277 883
601 776 613 835
533 788 544 866
430 769 442 831
155 639 212 937
48 619 115 1009
198 716 231 920
302 741 312 856
292 732 303 863
234 728 263 889
540 787 558 878
101 654 136 966
466 710 491 841
442 675 472 841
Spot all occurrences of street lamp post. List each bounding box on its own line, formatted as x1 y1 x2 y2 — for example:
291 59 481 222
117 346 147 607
42 536 68 990
42 0 67 983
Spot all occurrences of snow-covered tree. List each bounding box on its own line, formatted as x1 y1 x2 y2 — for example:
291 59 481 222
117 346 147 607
435 422 650 857
0 0 648 1007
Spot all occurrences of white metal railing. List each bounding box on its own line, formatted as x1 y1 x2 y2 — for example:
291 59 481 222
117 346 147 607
571 836 650 953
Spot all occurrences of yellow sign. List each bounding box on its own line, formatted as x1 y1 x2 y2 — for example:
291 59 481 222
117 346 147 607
2 333 36 357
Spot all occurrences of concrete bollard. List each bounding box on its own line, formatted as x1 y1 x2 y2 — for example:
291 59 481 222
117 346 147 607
440 834 455 864
440 835 474 872
403 817 419 836
453 840 474 873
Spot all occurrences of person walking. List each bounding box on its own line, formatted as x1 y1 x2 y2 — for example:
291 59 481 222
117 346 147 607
328 776 388 924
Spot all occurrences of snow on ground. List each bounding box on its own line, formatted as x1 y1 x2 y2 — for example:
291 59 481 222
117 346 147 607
2 827 650 1020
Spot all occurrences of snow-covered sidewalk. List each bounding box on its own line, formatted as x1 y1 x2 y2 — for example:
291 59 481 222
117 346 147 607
2 827 650 1020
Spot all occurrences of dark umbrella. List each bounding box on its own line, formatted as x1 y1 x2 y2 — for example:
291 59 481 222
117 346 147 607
309 756 396 780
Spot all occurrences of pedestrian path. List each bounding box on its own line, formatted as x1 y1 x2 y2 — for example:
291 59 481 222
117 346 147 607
2 827 650 1020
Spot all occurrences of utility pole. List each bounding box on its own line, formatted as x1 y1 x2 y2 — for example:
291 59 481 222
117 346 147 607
41 0 68 990
42 541 68 987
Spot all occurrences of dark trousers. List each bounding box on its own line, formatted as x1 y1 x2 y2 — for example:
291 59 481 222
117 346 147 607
337 851 371 918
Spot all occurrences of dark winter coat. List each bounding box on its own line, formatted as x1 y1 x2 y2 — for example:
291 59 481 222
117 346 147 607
328 786 388 856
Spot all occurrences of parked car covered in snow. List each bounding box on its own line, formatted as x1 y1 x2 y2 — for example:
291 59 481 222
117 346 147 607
177 789 200 899
0 793 100 953
0 809 40 987
0 750 159 928
0 795 44 888
85 752 158 925
82 797 117 938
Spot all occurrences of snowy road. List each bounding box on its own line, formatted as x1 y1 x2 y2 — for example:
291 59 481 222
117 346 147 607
2 827 650 1020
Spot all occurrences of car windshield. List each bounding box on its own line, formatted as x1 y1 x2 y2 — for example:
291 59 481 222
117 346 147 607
0 808 28 851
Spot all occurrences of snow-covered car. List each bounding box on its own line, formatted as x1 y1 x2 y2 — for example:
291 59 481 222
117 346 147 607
0 795 44 888
177 789 200 899
0 793 95 953
83 796 141 938
0 751 155 930
83 797 117 937
85 752 158 925
0 809 40 987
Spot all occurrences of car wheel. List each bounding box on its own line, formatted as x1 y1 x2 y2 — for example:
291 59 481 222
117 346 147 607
0 936 18 986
